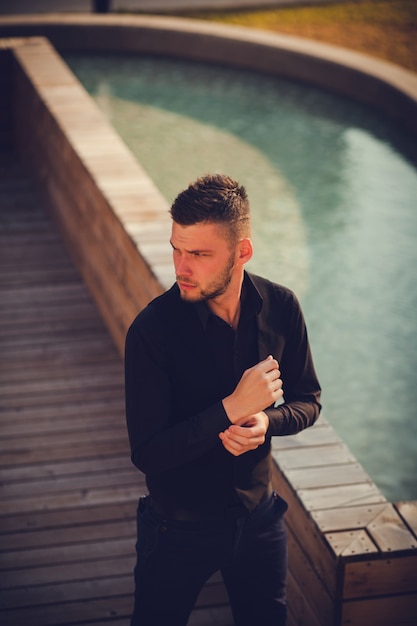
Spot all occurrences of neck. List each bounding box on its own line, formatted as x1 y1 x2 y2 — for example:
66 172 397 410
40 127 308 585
207 273 244 329
208 299 241 329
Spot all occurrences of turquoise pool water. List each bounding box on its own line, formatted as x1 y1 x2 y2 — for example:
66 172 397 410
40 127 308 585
65 53 417 503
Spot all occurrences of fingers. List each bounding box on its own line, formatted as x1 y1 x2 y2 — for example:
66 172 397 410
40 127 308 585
260 356 281 386
249 356 283 402
219 432 262 456
223 356 283 424
263 362 283 400
218 422 266 456
261 354 279 373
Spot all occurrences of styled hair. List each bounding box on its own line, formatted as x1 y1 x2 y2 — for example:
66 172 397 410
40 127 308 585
170 173 251 245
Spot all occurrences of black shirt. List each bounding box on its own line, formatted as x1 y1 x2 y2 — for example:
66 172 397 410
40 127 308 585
195 276 261 392
125 272 321 513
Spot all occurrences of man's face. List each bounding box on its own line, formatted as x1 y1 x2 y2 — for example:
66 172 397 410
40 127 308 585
170 221 237 303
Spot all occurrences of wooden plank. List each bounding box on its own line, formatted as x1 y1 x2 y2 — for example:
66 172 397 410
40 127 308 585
0 331 107 356
0 518 136 551
0 266 79 286
0 502 138 534
0 521 136 571
0 593 134 626
0 336 119 365
0 382 125 410
0 561 233 626
0 385 126 410
286 525 334 625
286 569 324 626
272 418 341 450
0 576 133 610
0 398 125 427
298 483 387 512
0 283 94 308
0 455 130 482
0 325 113 352
366 504 417 552
0 485 140 515
314 504 417 553
0 252 74 269
285 463 371 490
0 537 135 570
275 443 356 470
396 501 417 538
0 555 135 589
344 554 417 598
324 529 378 557
340 592 417 625
0 411 126 436
0 439 130 467
0 396 125 418
312 503 390 533
0 469 138 500
0 288 99 316
0 305 108 332
0 322 102 344
0 333 117 359
0 369 125 399
0 429 129 455
272 465 339 598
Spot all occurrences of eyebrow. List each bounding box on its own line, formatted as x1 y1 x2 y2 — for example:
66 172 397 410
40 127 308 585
170 240 213 254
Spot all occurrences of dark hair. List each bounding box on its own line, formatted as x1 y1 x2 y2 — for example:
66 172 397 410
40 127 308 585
170 173 251 245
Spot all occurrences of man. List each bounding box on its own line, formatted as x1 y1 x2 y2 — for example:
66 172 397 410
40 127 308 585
125 173 321 626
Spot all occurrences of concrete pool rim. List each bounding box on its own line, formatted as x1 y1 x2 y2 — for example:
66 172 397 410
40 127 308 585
0 12 416 135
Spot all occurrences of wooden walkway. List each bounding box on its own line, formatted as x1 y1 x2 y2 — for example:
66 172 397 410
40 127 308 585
0 152 232 626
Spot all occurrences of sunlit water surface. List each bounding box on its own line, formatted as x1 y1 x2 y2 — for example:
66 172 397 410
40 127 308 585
65 53 417 502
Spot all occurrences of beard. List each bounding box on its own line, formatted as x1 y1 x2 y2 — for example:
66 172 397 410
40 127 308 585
178 253 235 303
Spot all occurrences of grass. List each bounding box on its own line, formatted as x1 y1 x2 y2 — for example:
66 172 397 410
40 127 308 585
170 0 417 72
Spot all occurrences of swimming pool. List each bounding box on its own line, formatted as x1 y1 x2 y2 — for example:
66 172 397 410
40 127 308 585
65 53 417 503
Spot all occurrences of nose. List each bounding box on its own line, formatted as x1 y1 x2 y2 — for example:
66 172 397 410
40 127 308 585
174 253 191 276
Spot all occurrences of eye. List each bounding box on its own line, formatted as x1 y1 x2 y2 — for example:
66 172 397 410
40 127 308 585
193 251 210 257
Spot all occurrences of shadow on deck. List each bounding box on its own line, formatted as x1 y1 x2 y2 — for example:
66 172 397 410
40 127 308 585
0 152 232 625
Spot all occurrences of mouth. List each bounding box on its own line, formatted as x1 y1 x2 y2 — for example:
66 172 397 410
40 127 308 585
177 278 197 291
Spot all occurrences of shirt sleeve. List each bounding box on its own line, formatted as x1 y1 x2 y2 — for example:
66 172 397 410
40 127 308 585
264 288 321 436
124 320 231 476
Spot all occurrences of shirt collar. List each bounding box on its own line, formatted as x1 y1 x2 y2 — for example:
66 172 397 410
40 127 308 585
194 272 263 330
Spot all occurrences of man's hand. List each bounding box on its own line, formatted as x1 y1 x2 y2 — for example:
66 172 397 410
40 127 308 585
222 355 283 424
219 412 269 456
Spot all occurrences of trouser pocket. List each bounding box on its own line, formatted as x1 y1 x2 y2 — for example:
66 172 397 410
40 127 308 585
136 496 161 559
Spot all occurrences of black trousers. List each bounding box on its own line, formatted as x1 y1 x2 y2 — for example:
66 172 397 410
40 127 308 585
130 492 288 626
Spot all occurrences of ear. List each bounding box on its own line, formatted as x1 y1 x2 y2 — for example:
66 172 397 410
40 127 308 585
236 238 253 266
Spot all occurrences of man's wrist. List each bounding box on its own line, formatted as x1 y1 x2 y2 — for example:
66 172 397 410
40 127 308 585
222 395 240 424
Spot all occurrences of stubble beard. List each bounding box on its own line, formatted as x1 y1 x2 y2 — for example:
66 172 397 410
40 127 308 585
178 254 235 304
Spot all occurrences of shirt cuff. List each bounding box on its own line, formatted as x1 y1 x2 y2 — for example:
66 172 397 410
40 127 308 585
196 400 232 438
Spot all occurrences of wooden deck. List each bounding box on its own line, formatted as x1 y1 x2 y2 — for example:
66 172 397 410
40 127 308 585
0 152 232 626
